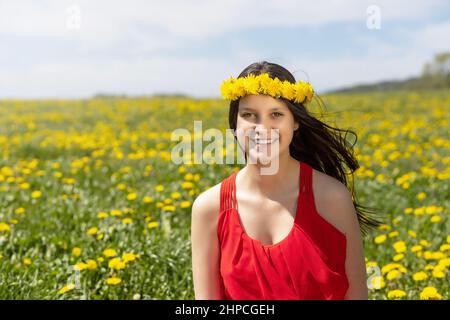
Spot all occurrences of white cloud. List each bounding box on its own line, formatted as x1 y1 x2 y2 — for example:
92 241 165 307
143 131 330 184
0 0 448 98
412 20 450 58
1 0 446 39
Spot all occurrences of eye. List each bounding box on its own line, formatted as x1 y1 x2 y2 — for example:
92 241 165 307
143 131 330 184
241 112 253 118
272 112 283 117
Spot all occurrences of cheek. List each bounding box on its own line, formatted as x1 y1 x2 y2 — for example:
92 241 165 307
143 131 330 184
278 128 294 146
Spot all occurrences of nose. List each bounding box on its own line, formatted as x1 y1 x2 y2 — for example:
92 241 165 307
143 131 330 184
253 124 272 139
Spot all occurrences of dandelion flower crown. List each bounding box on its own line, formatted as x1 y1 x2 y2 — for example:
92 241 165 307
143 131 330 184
220 73 314 105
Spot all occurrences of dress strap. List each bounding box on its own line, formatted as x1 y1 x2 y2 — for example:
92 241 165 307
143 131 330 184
219 171 238 213
300 161 312 194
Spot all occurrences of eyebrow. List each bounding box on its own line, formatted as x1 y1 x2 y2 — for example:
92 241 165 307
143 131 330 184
240 107 283 112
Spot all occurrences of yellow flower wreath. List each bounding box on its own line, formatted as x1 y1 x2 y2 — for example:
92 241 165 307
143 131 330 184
220 73 314 105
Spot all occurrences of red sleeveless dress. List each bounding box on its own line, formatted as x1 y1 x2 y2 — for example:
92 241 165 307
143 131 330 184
217 161 349 300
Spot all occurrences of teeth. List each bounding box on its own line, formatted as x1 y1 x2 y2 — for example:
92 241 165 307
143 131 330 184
252 139 277 144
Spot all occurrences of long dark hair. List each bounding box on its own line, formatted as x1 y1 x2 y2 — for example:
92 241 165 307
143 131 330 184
228 61 383 238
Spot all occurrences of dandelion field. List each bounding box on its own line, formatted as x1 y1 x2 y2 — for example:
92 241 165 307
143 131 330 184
0 90 449 299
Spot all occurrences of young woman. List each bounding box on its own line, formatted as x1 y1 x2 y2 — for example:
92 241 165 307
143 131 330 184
191 61 382 300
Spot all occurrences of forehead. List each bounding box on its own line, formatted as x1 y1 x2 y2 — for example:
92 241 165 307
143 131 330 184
239 94 287 111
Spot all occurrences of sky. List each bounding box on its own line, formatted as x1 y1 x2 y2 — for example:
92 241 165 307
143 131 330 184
1 0 449 99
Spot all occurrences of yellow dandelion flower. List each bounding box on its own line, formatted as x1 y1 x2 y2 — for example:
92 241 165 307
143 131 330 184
180 201 191 209
86 259 97 270
424 251 445 260
155 185 164 192
293 82 306 104
162 205 176 212
378 224 391 231
15 207 26 215
425 206 439 214
388 231 399 238
281 80 295 100
122 252 138 263
58 283 75 295
432 268 444 278
370 276 385 289
147 221 158 229
72 247 81 257
257 73 272 95
110 209 122 216
103 248 117 258
97 212 109 219
0 222 11 232
386 269 402 280
181 181 194 190
374 234 387 244
430 215 441 223
414 207 425 215
438 258 450 268
242 74 259 95
220 78 236 100
108 258 126 270
127 193 137 201
407 230 416 238
31 190 42 199
143 196 153 203
73 262 87 271
387 290 406 300
393 241 407 253
420 286 442 300
419 239 429 247
416 192 426 200
122 218 133 225
106 277 122 285
266 77 283 97
393 253 404 262
403 208 413 214
412 271 428 281
87 227 98 236
171 192 181 199
116 183 127 190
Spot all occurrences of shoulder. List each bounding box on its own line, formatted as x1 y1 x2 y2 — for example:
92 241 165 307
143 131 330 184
191 181 222 223
312 168 352 202
312 168 359 235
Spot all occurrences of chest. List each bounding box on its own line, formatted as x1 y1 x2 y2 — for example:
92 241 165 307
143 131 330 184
234 173 328 246
235 189 300 246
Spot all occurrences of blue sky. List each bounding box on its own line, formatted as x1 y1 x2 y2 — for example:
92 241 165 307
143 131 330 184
1 0 449 99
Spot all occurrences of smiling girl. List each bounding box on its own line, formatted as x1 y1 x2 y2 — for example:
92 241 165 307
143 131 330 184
191 61 382 300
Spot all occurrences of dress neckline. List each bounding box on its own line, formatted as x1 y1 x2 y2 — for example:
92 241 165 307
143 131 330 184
230 161 306 249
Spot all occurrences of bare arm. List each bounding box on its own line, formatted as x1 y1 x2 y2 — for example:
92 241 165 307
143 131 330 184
329 186 368 300
191 187 225 299
315 172 368 300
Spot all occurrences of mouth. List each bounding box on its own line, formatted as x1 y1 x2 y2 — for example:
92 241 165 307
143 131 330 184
250 138 279 145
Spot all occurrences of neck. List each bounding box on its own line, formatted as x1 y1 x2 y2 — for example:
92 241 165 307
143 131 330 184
241 151 299 197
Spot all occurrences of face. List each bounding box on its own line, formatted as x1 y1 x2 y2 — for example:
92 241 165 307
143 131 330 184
236 94 299 166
